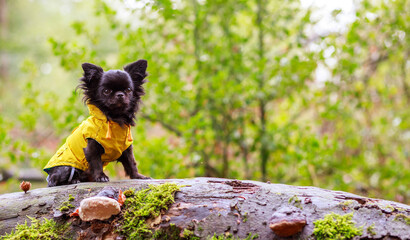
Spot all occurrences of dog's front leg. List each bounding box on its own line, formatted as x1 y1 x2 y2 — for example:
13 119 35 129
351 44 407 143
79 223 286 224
118 145 151 179
84 138 109 182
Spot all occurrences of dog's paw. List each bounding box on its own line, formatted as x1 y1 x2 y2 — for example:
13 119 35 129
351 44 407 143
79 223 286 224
95 173 110 182
70 179 80 184
47 181 57 187
131 173 152 180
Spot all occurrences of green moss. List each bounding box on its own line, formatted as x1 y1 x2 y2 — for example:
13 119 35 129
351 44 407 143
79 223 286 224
182 229 199 239
119 182 182 239
339 201 356 211
0 216 70 240
394 214 410 225
208 234 229 240
68 194 75 201
366 223 376 236
123 189 134 197
59 206 70 212
58 194 75 212
340 200 355 206
244 233 258 240
381 205 395 212
152 223 199 240
152 221 258 240
288 195 302 209
242 212 248 223
207 233 258 240
313 213 362 240
150 219 200 240
152 228 179 240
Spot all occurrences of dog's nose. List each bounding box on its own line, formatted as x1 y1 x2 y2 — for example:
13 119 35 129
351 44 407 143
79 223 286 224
116 92 125 99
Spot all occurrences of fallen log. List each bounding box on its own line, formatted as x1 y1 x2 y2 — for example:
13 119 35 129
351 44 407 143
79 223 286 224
0 178 409 239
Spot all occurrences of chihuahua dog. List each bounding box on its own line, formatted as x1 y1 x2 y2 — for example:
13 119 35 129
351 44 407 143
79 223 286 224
44 60 150 187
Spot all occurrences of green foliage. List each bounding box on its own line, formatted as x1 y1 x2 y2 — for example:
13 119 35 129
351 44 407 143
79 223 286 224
313 213 362 240
0 217 70 240
131 123 190 179
119 183 181 239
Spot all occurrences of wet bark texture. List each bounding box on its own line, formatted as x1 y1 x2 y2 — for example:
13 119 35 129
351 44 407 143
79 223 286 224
0 178 409 239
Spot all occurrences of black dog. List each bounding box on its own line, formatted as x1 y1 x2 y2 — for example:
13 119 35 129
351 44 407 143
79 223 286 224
44 60 150 187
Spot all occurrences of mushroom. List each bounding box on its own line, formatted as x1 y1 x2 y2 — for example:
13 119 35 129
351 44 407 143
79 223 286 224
269 206 307 237
20 181 31 193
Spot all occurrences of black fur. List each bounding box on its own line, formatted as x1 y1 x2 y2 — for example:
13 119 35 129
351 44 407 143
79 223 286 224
47 166 83 187
78 60 148 126
84 138 108 182
47 60 150 187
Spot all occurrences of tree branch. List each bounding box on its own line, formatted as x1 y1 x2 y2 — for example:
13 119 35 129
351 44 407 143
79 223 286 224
141 114 182 137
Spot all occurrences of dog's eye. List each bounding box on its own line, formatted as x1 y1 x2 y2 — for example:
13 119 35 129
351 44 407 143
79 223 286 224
125 88 132 93
103 89 112 95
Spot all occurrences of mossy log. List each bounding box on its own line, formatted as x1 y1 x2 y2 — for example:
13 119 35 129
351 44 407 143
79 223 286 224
0 178 409 239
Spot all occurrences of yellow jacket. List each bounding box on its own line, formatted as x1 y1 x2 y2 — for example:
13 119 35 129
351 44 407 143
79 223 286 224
44 104 133 172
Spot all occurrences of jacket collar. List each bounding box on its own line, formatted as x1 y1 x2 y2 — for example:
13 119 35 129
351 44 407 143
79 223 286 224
87 104 107 121
86 103 133 141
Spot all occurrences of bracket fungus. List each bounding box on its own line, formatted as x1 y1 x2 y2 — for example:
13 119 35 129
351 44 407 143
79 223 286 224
70 187 124 221
269 206 307 237
78 196 121 221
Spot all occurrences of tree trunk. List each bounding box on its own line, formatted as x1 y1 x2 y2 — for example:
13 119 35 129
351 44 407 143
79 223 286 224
256 0 270 183
0 178 409 239
0 0 9 81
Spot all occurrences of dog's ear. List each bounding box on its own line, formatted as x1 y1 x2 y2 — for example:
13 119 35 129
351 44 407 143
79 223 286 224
81 63 104 84
124 60 148 84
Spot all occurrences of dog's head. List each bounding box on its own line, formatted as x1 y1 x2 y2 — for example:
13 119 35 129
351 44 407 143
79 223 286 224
78 60 148 125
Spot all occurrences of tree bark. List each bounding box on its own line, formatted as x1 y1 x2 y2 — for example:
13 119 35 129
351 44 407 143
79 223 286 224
0 178 409 239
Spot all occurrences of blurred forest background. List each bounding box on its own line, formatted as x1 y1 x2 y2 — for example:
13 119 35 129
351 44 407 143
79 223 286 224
0 0 408 204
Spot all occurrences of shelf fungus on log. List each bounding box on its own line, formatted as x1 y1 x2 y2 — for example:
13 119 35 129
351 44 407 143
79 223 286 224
77 196 121 221
72 187 123 221
269 206 307 237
